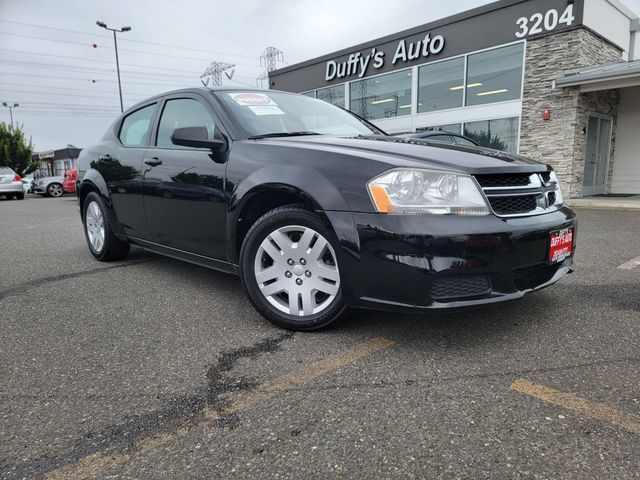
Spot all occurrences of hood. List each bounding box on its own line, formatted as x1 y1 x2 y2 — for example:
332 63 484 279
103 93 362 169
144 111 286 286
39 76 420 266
256 135 548 175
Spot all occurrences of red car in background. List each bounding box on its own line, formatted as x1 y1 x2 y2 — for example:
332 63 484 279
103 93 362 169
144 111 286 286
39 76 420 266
63 169 77 193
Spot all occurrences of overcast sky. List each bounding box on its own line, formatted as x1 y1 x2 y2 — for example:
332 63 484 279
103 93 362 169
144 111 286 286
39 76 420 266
1 0 639 151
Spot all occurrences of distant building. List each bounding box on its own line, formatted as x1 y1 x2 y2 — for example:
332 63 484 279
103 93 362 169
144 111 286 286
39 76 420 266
33 145 81 177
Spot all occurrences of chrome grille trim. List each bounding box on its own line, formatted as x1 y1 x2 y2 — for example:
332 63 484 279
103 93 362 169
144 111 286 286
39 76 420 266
475 172 561 218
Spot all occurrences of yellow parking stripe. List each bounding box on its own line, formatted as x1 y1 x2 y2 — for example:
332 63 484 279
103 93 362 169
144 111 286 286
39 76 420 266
510 378 640 433
45 336 395 480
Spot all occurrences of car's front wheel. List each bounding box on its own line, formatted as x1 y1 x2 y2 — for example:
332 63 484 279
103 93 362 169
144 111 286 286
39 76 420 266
47 183 64 197
83 192 130 261
240 205 349 331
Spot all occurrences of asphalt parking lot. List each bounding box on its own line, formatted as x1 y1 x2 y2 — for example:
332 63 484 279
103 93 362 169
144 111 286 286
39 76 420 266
1 195 638 479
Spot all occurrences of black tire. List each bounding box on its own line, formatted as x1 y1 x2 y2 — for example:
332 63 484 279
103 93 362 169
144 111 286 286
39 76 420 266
240 205 349 331
82 191 130 261
47 182 64 197
16 192 24 200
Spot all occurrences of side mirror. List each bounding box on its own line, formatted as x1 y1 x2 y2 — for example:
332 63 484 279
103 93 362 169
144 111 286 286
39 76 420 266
171 127 227 152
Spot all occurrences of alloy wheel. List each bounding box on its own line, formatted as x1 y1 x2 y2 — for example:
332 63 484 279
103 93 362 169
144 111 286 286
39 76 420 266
85 201 105 253
253 225 340 317
49 184 63 197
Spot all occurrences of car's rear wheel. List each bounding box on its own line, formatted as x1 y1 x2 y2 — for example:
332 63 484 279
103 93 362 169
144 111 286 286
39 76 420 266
47 183 63 197
83 191 130 261
240 205 349 331
16 192 24 200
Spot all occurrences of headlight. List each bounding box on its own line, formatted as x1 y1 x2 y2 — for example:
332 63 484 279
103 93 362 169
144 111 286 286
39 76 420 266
548 171 564 205
367 168 490 215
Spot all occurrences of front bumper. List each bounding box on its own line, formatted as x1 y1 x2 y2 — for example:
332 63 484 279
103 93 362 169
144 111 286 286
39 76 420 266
326 206 577 312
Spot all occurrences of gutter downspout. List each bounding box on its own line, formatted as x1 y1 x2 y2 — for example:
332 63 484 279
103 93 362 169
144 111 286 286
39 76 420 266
630 18 639 61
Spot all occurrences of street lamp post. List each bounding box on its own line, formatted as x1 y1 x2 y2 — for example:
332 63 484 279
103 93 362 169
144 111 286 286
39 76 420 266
96 21 131 113
2 102 19 129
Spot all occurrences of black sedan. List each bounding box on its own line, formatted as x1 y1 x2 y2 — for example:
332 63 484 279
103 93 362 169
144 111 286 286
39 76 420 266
77 88 576 330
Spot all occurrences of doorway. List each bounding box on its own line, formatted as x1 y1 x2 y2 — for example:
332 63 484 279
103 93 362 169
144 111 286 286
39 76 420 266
583 114 612 196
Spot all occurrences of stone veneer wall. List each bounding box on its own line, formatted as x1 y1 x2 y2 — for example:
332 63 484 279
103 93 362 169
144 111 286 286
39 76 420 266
519 29 621 197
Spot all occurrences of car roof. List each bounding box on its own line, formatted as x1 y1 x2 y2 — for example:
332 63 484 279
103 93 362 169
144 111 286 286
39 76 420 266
124 86 290 115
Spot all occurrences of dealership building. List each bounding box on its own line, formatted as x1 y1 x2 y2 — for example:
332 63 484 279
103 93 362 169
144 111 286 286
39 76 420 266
269 0 640 198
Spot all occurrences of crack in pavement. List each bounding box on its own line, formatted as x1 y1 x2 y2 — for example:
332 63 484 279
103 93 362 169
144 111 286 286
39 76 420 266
0 258 159 301
1 331 295 480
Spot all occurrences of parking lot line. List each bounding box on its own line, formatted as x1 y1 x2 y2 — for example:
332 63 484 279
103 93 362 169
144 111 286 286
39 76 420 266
44 336 395 480
510 378 640 433
617 255 640 270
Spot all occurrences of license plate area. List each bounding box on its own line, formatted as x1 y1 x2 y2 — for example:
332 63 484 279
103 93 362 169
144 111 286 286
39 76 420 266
549 227 574 264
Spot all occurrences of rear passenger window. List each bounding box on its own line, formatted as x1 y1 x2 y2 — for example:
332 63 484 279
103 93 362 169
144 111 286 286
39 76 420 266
119 104 156 147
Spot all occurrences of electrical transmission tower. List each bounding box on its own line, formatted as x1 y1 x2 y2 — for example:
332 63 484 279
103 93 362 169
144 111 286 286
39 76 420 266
200 62 235 87
257 46 284 88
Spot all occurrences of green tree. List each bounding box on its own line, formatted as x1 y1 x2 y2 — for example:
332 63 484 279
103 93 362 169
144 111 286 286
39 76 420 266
0 122 39 177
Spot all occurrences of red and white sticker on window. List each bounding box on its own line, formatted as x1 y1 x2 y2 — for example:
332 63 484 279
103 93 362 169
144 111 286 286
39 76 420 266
228 92 276 106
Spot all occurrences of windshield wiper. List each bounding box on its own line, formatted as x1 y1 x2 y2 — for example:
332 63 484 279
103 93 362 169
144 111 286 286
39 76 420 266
248 131 321 140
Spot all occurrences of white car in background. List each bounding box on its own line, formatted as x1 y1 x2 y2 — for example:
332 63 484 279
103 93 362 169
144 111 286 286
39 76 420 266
0 166 25 200
32 175 65 197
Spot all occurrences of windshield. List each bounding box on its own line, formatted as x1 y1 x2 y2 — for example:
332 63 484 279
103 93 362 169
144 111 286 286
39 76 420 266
0 167 15 175
217 91 382 138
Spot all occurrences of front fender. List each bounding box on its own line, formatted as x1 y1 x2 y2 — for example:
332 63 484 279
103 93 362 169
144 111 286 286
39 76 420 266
230 164 349 215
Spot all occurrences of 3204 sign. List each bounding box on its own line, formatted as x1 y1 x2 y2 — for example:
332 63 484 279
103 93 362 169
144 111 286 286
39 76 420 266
515 4 576 38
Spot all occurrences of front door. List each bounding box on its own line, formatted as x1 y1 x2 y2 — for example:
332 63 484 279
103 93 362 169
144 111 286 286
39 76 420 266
583 115 612 196
142 95 228 260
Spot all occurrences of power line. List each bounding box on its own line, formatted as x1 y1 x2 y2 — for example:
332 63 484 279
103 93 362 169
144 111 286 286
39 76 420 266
0 71 191 88
0 31 263 67
0 81 167 97
1 59 202 80
0 47 206 75
0 19 261 61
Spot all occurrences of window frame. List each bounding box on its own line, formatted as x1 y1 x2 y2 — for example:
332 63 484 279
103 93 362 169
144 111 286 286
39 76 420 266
117 102 158 149
152 92 229 151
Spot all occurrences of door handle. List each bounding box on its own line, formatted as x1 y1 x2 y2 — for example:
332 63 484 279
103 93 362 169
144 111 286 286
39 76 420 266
144 157 162 167
99 154 114 163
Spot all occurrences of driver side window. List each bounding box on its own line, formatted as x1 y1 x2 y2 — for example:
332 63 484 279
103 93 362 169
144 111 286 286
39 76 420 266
156 98 216 148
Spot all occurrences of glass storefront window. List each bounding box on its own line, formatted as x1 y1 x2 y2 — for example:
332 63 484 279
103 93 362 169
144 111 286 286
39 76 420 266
418 57 464 113
350 70 412 120
316 84 345 108
464 117 519 152
466 43 523 106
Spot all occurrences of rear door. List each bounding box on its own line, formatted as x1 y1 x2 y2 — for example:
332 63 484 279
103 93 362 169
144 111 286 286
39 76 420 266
98 102 158 239
142 93 229 259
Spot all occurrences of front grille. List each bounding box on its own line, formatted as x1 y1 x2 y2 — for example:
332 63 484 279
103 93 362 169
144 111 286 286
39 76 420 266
475 173 532 188
431 275 491 300
474 172 559 217
488 195 538 215
513 263 560 290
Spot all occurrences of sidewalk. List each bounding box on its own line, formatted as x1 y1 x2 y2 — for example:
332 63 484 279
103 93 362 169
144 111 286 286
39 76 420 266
567 195 640 211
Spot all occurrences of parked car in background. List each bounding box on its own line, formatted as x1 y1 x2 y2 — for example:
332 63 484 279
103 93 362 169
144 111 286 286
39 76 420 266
399 131 479 147
0 166 24 200
63 169 77 193
32 175 65 197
